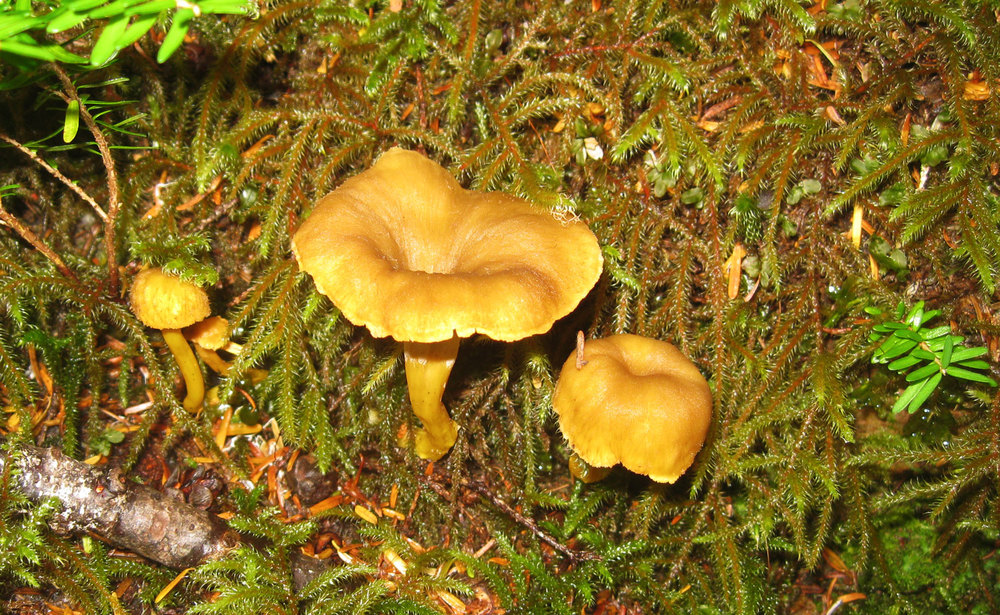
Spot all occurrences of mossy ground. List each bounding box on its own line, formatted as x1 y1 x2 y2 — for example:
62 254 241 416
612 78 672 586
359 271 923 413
1 0 999 613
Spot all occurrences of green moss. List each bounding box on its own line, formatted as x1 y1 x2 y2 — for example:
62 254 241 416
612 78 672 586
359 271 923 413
1 0 999 611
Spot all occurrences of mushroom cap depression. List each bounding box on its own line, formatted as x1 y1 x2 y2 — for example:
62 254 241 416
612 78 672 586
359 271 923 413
552 334 712 483
290 148 603 343
130 268 211 330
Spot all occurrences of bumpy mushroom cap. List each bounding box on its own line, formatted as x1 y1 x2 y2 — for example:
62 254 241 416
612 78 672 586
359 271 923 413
552 334 712 483
290 147 603 343
131 268 210 330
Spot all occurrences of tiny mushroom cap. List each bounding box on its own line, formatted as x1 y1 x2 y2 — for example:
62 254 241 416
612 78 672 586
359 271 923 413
552 334 712 484
184 315 233 375
292 148 603 459
131 268 210 330
184 316 230 351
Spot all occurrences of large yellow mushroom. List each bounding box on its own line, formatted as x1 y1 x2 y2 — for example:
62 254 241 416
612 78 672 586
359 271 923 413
130 268 211 411
292 148 603 460
552 334 712 483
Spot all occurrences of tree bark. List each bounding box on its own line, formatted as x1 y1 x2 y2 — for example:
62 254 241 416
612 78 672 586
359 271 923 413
2 444 240 569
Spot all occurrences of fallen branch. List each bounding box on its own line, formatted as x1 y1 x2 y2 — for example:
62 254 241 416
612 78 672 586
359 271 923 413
2 444 240 569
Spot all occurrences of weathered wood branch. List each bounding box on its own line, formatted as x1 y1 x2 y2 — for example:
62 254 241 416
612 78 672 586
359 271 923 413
2 444 240 569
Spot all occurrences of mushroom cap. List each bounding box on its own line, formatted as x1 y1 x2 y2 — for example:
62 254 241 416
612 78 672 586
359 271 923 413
130 268 211 330
291 148 603 343
552 334 712 483
184 316 229 350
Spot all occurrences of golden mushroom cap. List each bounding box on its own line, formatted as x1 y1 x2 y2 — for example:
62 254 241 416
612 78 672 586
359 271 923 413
291 148 603 343
183 316 229 350
130 268 211 330
552 334 712 483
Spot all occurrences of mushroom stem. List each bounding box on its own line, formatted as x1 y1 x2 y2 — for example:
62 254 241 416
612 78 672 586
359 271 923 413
403 336 460 460
162 328 205 411
195 346 231 375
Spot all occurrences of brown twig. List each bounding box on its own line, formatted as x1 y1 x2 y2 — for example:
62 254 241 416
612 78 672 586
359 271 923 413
51 63 122 297
465 480 600 562
0 134 108 222
423 472 598 562
194 198 239 232
0 197 77 281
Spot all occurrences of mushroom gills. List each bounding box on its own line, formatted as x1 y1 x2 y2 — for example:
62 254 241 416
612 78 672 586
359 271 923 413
402 335 461 460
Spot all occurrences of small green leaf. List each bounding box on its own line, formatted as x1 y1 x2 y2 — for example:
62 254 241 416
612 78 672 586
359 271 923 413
115 13 157 49
955 359 990 370
906 372 942 413
46 8 87 33
946 366 997 385
906 301 925 326
874 322 908 332
65 0 109 11
62 100 80 143
0 39 86 63
680 187 704 205
905 363 940 383
0 15 44 40
887 355 922 371
800 178 822 194
87 0 139 20
949 347 987 362
90 14 129 65
198 0 251 13
920 309 941 324
875 338 918 360
892 380 925 414
910 348 936 361
924 334 964 351
893 329 924 342
920 325 951 340
941 335 953 368
156 8 194 63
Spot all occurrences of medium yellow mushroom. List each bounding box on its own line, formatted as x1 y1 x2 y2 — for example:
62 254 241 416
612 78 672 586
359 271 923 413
553 334 712 483
292 148 603 460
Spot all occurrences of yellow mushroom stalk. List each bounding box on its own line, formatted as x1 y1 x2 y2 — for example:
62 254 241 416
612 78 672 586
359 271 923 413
162 328 205 410
403 337 460 460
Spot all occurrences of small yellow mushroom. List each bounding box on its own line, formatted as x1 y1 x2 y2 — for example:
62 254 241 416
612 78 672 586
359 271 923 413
130 268 210 411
